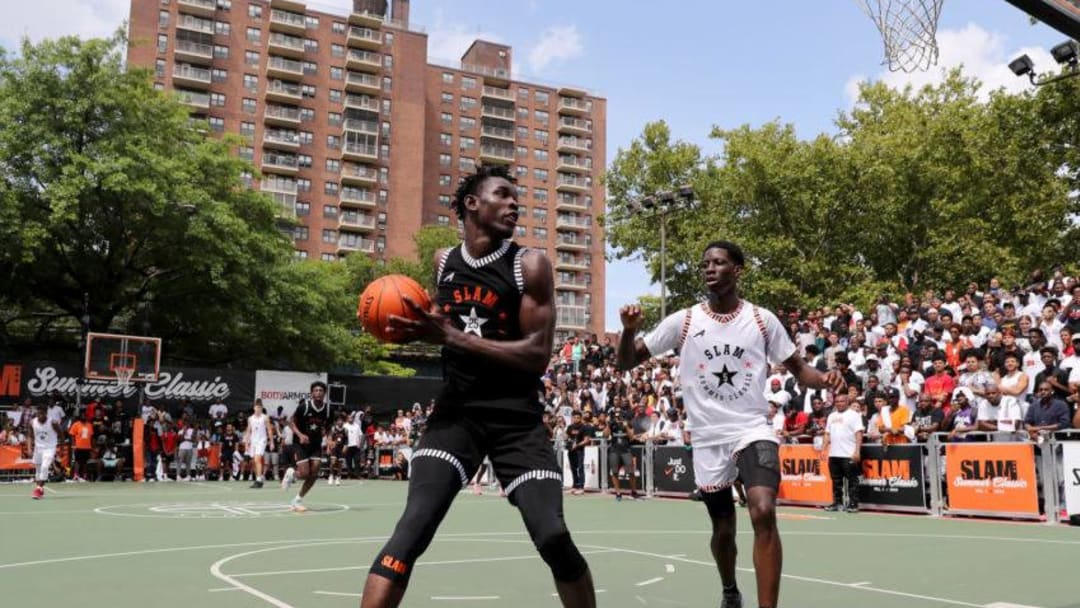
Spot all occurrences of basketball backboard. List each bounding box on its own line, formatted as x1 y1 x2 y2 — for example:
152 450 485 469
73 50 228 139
84 332 162 384
1004 0 1080 39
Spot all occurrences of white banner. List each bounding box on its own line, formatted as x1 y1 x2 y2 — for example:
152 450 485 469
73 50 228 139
561 446 600 490
254 370 328 417
1064 442 1080 518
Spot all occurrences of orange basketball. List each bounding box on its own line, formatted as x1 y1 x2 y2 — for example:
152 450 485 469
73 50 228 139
357 274 432 343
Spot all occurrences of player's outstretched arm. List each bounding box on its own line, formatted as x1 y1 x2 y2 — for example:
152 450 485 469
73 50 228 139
783 352 846 393
615 304 650 371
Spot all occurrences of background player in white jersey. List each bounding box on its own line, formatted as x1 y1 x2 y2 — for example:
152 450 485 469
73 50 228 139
243 399 276 489
28 405 62 499
617 240 843 608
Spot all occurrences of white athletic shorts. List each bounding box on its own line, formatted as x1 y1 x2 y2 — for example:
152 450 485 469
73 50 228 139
250 438 267 457
33 448 56 482
693 427 779 491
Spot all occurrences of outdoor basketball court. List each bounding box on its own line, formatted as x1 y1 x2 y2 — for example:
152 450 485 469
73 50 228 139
0 480 1075 607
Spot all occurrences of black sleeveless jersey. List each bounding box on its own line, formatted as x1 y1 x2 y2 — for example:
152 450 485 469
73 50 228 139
435 240 542 410
296 400 333 437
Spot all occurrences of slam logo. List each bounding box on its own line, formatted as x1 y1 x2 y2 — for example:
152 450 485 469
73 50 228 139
953 459 1027 489
781 457 826 482
0 364 21 397
695 343 755 402
664 456 687 481
860 459 919 490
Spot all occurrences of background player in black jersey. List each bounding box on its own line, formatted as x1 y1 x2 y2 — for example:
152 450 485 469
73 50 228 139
360 165 596 607
287 381 333 512
328 414 348 486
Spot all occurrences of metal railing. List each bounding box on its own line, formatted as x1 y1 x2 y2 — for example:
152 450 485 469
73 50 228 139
268 32 305 51
270 8 305 27
268 56 303 73
177 14 214 34
265 105 301 121
481 105 515 120
343 118 379 134
344 142 378 157
267 80 302 97
264 129 301 146
173 64 211 82
175 39 213 57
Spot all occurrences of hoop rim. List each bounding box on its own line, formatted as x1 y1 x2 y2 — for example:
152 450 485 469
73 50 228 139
84 332 162 384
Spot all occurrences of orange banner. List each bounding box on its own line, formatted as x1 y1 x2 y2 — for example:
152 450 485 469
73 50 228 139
0 445 34 470
132 418 144 481
945 442 1039 516
778 444 833 504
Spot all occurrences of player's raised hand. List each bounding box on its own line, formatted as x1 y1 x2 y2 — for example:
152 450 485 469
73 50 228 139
619 304 646 331
387 295 450 345
822 369 846 393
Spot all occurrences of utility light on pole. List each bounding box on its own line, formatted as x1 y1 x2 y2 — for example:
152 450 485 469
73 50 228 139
625 185 695 321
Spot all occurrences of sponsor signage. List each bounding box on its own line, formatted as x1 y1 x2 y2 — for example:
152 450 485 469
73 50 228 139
254 370 328 417
858 444 927 509
1062 442 1080 519
945 443 1039 516
777 444 832 505
652 446 697 494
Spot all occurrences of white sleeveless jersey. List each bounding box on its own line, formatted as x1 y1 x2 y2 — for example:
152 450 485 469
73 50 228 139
31 417 59 450
644 301 797 447
248 414 269 441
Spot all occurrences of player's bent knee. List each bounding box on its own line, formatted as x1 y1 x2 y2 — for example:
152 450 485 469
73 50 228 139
536 530 588 582
747 500 777 530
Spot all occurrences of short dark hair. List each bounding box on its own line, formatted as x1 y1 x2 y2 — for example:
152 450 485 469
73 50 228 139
451 164 515 220
702 240 745 266
310 380 327 391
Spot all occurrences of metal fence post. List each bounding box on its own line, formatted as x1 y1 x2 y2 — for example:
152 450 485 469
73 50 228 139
645 439 654 498
599 438 608 493
1042 435 1060 525
927 433 943 517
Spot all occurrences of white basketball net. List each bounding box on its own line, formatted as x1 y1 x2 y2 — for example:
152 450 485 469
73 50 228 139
857 0 944 72
115 367 135 389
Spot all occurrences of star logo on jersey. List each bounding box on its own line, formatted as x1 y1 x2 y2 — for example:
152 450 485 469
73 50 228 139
442 272 455 283
713 365 737 388
459 307 488 336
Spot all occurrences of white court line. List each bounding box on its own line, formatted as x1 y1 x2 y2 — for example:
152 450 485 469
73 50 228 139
431 596 499 601
849 581 872 587
208 587 240 592
635 577 664 587
664 564 675 573
984 603 1044 608
314 591 363 598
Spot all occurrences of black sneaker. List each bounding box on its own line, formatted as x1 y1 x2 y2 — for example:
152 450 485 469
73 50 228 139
250 481 263 489
844 504 860 513
720 589 743 608
823 503 842 512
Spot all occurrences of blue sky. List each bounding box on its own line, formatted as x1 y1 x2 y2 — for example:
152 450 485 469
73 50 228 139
2 0 1072 330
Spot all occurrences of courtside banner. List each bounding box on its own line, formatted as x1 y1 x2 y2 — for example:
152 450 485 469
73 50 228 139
254 370 328 417
1063 442 1080 518
653 446 696 494
778 444 832 505
945 442 1039 516
858 444 926 509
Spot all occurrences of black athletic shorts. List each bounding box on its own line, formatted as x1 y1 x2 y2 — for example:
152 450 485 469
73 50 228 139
702 441 781 519
608 449 632 472
294 434 323 461
74 449 91 465
411 405 560 501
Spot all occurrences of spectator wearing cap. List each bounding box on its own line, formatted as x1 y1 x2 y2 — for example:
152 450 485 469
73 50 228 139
1025 381 1071 440
763 378 789 407
946 387 979 441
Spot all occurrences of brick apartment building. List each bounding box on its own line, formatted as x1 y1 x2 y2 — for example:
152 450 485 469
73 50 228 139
127 0 606 339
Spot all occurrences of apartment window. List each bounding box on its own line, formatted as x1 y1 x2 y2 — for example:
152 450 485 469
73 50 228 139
514 165 528 178
533 207 548 221
332 21 346 34
210 92 225 107
304 38 318 52
516 126 529 139
516 185 528 199
535 91 550 105
322 229 336 243
534 169 548 182
440 112 452 125
459 116 476 131
379 189 389 204
324 181 339 195
298 154 312 168
462 76 477 90
534 188 549 201
248 3 262 18
296 201 310 215
305 15 319 29
516 146 528 159
301 84 316 98
534 149 549 162
323 204 338 218
238 145 253 160
208 116 225 132
325 158 341 172
440 133 452 147
215 21 230 35
294 226 308 241
438 174 452 187
211 68 228 83
382 76 392 92
157 34 168 53
241 98 256 114
382 99 392 114
299 108 315 122
380 121 391 137
441 92 453 104
154 59 165 78
244 50 259 65
297 178 311 192
326 89 342 104
295 250 308 259
460 96 477 111
327 112 342 126
437 215 450 226
239 121 255 137
533 227 548 239
217 0 231 10
535 129 549 142
213 44 228 59
535 110 550 122
330 67 344 80
331 43 345 58
460 157 476 172
442 72 454 84
158 10 169 26
459 136 476 151
438 195 451 207
326 135 341 149
321 253 335 262
385 32 394 45
517 107 529 119
518 87 529 100
383 54 393 69
242 73 258 91
246 27 261 42
439 153 451 167
516 226 527 237
379 144 389 160
302 61 317 75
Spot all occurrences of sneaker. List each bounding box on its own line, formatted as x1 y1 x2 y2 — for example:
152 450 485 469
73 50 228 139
250 481 263 489
844 504 860 513
823 503 842 512
615 492 623 502
720 589 743 608
281 467 295 490
32 487 44 500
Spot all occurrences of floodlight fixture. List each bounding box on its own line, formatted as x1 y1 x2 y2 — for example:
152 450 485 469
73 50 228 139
1050 40 1079 66
1009 54 1035 77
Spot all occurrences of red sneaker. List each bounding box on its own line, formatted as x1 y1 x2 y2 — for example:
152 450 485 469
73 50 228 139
32 487 44 500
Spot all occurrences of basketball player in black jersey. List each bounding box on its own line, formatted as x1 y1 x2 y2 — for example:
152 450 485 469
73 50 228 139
360 165 595 607
288 381 333 512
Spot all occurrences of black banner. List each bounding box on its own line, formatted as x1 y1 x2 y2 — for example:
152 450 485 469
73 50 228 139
328 373 443 417
857 444 927 508
653 446 696 494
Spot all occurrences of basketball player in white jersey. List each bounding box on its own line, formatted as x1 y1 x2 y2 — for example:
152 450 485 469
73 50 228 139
617 240 843 608
244 399 276 489
28 405 63 499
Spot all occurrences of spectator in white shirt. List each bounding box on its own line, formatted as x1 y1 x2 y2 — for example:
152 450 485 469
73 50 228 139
208 400 228 420
822 394 864 512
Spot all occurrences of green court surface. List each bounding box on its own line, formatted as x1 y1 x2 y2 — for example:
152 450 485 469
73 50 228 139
0 481 1076 608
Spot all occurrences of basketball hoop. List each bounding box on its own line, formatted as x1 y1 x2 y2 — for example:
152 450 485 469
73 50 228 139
114 366 135 389
857 0 945 72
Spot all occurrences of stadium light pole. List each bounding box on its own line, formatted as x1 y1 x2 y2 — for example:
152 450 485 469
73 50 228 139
1009 40 1080 86
626 186 695 320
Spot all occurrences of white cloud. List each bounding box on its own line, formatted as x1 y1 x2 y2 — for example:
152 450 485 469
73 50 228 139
0 0 128 47
425 9 502 62
527 24 583 73
845 23 1057 103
